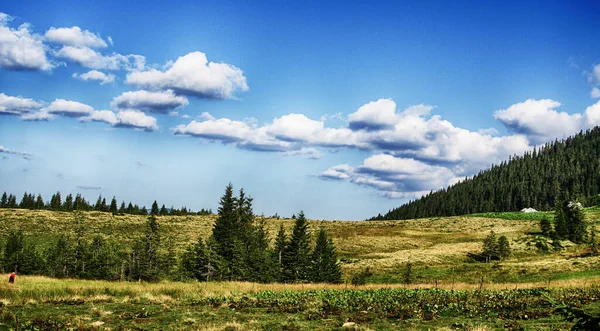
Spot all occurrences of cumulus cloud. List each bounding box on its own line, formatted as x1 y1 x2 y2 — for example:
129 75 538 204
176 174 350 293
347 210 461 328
126 51 248 99
0 93 43 115
45 26 107 48
20 111 55 121
319 154 458 199
589 64 600 85
56 45 145 71
80 109 157 131
592 87 600 99
0 145 32 160
494 99 600 144
347 98 400 130
0 12 52 71
114 110 158 131
111 90 188 114
43 99 94 117
72 70 116 85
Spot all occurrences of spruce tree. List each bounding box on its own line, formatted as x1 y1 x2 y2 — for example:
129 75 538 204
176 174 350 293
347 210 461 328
109 197 118 213
540 218 553 237
119 201 126 214
151 200 159 215
310 228 342 283
35 194 44 209
590 229 599 256
497 236 511 260
211 184 237 265
95 195 103 211
0 192 7 208
159 204 168 216
282 210 311 282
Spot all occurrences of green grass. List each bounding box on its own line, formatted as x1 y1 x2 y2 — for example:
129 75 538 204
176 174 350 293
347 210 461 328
467 211 554 221
1 276 598 330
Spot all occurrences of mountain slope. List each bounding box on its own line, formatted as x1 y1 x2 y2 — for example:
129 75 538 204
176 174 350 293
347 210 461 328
372 127 600 220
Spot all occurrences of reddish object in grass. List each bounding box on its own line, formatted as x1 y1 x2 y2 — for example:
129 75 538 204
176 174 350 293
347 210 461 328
8 272 16 284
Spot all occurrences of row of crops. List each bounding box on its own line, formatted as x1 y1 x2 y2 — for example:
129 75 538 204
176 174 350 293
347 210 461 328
197 288 599 322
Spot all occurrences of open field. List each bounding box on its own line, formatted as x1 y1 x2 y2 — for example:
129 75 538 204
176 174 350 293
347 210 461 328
1 276 600 330
2 208 600 329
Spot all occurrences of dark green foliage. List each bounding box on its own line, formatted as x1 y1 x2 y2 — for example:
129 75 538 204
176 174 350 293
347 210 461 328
159 204 168 216
540 218 553 236
554 200 588 243
480 232 511 262
310 228 342 283
497 236 511 259
2 231 24 272
0 192 7 208
282 211 311 282
50 191 62 210
109 196 118 213
45 236 75 278
151 200 159 215
63 194 73 210
372 128 600 220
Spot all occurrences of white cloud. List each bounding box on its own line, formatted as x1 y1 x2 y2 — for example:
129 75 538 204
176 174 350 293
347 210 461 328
0 145 32 160
114 110 158 131
0 12 52 71
181 114 191 119
111 90 188 114
20 111 55 121
592 87 600 99
107 36 113 46
79 109 157 131
319 154 458 199
279 147 321 159
43 99 94 117
494 98 600 144
45 26 107 48
0 93 43 115
56 45 145 71
79 110 117 125
347 98 399 130
72 70 116 85
126 51 248 99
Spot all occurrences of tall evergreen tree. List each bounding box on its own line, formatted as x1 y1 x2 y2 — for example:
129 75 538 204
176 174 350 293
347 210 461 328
151 200 159 215
159 204 168 216
0 192 7 208
95 195 103 211
211 184 237 265
35 194 44 209
109 196 118 213
310 228 342 283
282 211 311 282
119 201 126 214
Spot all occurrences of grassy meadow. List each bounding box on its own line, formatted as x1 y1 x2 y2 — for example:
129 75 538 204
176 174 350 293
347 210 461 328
2 208 600 329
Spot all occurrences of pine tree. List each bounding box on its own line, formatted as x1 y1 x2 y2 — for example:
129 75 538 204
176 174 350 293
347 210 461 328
151 200 159 215
95 195 103 211
0 192 7 208
50 191 62 210
64 194 74 210
109 196 118 213
310 228 342 283
2 230 24 272
282 210 311 282
540 218 553 237
211 184 237 265
35 194 44 209
482 231 498 262
101 198 107 212
497 236 511 260
119 201 126 214
159 204 168 216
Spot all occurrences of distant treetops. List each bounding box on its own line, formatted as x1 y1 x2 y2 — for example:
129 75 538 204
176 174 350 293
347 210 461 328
0 191 212 216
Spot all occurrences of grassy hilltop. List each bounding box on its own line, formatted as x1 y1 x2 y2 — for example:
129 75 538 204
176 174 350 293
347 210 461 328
2 208 600 329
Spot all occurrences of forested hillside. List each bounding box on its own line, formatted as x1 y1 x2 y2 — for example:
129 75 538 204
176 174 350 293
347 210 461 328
372 127 600 220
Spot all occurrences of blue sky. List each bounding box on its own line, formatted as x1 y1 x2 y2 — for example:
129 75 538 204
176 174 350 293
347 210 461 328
1 1 600 220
